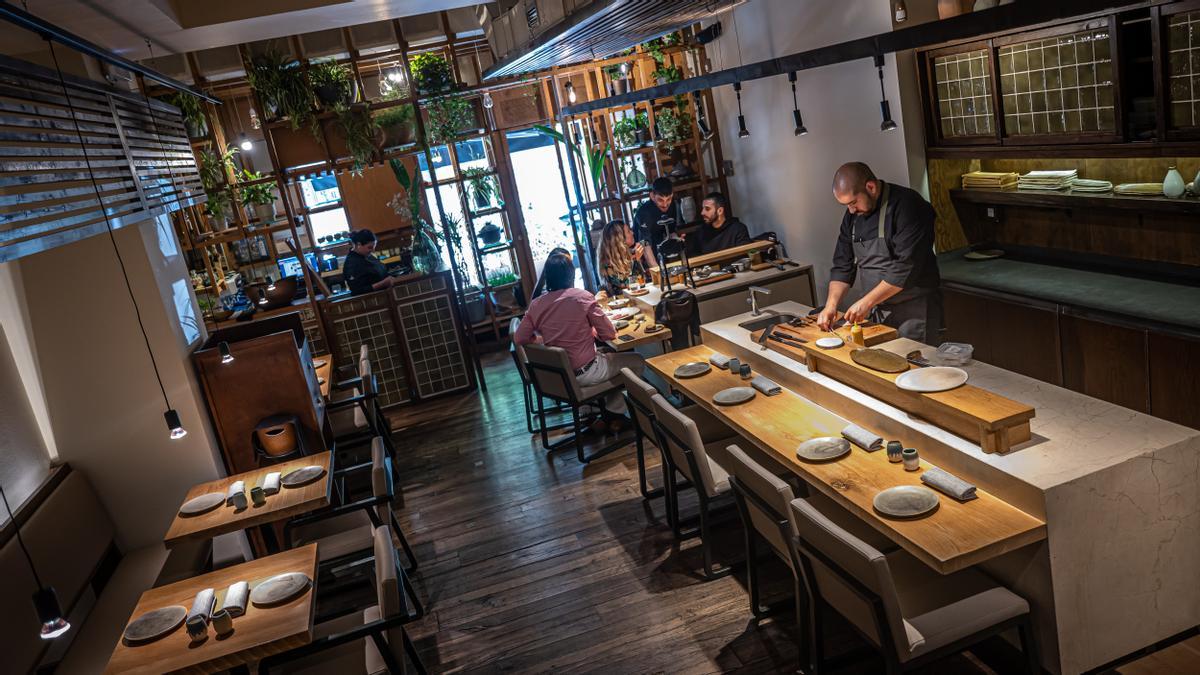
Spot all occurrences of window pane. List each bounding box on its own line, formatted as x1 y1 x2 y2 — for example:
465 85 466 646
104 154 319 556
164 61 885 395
299 176 341 208
308 208 351 242
998 28 1114 136
416 145 455 182
1167 11 1200 129
932 49 994 138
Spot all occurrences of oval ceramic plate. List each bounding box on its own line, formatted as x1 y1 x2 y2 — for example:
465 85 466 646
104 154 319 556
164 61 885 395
815 336 844 349
850 348 909 373
713 387 757 406
607 297 630 308
280 465 326 488
123 605 187 644
179 492 226 516
644 324 664 334
673 362 712 379
963 249 1004 261
873 486 939 518
894 366 969 393
796 437 851 462
250 572 312 607
628 288 649 296
607 307 639 320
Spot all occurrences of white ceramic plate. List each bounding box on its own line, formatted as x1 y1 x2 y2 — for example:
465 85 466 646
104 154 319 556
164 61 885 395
873 486 939 518
179 492 225 516
607 297 630 308
123 605 187 644
713 387 756 406
796 437 851 462
280 465 326 488
673 362 712 379
607 307 639 320
250 572 312 607
815 336 844 349
629 288 649 296
894 367 969 393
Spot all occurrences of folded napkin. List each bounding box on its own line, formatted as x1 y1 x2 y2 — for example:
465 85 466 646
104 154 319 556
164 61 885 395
708 353 731 369
263 472 281 495
751 375 781 396
920 466 978 501
842 424 882 452
226 480 245 506
188 588 216 623
614 319 630 330
220 581 249 617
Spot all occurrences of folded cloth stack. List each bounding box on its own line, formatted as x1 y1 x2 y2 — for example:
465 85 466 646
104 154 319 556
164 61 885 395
1114 182 1164 196
750 375 781 396
225 481 245 506
841 424 883 452
1071 178 1113 193
961 171 1018 189
188 588 216 623
220 581 249 617
920 466 978 501
1017 169 1077 191
263 472 281 495
708 353 731 370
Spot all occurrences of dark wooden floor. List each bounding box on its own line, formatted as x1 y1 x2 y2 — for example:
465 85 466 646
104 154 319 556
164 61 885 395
385 352 1031 674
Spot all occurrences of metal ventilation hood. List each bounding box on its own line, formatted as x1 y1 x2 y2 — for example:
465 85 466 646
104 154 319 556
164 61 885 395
482 0 744 81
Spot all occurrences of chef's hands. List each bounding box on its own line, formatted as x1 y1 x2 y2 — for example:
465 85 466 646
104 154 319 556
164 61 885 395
843 298 876 325
816 305 840 331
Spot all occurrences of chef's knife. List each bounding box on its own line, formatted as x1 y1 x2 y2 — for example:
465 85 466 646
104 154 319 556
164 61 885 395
770 333 808 348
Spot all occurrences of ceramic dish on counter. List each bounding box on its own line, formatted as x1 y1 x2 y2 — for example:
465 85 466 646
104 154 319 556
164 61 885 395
123 605 188 644
815 336 844 349
628 287 649 296
644 324 665 333
796 437 851 462
873 485 939 518
607 297 630 308
850 348 909 373
674 362 712 379
713 387 756 406
280 465 325 488
894 366 969 393
312 359 327 368
606 307 639 320
249 572 311 607
178 492 225 516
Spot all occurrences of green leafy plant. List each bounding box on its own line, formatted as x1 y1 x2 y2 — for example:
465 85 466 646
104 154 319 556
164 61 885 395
655 105 693 147
462 167 500 210
534 124 609 195
634 111 650 129
246 50 315 134
652 64 683 84
236 169 275 206
425 95 475 147
166 92 207 137
643 32 683 63
410 52 454 94
374 103 414 130
487 269 519 287
204 188 232 222
603 63 627 80
308 60 357 110
612 116 638 148
334 107 379 174
199 147 238 191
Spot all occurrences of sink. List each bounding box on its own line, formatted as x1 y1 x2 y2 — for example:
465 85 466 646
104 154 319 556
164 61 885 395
738 313 798 332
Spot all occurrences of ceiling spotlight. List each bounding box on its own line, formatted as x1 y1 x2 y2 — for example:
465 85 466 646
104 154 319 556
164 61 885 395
266 275 276 291
165 409 188 440
239 133 253 151
788 72 808 137
258 288 268 305
875 54 898 132
564 81 577 104
482 92 494 109
219 341 234 364
734 81 749 138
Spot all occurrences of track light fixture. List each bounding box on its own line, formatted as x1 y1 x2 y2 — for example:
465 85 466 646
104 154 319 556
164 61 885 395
564 81 577 104
788 72 808 136
734 82 749 138
875 54 898 132
219 341 234 364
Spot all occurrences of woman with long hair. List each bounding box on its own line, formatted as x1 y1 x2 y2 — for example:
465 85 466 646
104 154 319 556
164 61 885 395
596 220 642 295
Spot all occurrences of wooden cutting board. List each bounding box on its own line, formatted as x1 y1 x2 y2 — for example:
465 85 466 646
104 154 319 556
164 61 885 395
768 320 898 347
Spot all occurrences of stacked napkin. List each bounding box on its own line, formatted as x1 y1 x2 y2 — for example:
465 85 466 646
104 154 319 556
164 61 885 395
841 424 882 452
220 581 249 617
188 588 216 623
961 171 1018 189
1071 178 1113 193
1114 182 1164 196
750 375 781 396
708 353 731 370
1018 169 1077 191
263 472 281 495
920 466 978 501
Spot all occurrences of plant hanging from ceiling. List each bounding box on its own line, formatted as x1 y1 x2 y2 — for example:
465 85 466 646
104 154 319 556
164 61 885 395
246 50 316 135
410 52 454 95
334 107 379 174
308 59 358 111
165 92 207 138
425 95 475 147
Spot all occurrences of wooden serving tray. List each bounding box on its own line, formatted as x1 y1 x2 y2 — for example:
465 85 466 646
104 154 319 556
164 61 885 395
770 319 898 347
692 271 735 287
756 325 1035 454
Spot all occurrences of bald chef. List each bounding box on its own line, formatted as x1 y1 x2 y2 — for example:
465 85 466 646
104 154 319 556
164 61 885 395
816 162 943 345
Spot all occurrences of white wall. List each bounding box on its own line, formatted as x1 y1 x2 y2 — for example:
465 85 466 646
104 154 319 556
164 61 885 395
0 261 58 461
0 316 51 520
704 0 925 303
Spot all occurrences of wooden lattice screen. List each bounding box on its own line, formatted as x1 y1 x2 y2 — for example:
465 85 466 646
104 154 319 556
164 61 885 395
0 54 204 262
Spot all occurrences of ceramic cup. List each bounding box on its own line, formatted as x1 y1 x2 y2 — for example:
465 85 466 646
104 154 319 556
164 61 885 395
250 486 266 506
727 358 741 373
739 363 752 380
886 440 903 463
211 609 234 637
902 448 920 471
230 491 247 510
185 615 208 642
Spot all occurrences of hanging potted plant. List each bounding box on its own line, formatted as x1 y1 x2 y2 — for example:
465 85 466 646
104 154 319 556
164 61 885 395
634 112 651 144
425 94 475 147
374 104 415 148
334 107 379 174
247 50 316 134
308 60 358 111
462 167 500 211
237 169 278 222
167 92 208 138
612 116 638 149
410 52 454 95
604 63 631 95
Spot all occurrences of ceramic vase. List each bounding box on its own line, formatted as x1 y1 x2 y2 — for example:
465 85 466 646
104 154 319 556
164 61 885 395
1164 166 1186 198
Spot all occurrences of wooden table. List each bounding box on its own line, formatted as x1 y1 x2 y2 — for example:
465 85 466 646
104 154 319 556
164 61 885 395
313 357 331 398
105 544 319 674
606 310 673 352
164 453 332 549
647 346 1046 575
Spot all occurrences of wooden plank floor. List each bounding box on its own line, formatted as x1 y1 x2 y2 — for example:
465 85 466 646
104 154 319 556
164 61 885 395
381 352 1150 674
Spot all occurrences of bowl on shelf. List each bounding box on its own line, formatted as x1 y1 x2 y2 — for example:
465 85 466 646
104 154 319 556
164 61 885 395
249 276 299 311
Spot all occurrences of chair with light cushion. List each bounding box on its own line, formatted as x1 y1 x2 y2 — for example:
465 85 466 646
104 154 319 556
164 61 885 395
328 357 398 479
619 367 736 501
510 318 571 435
648 392 749 580
788 497 1039 674
260 525 425 674
522 343 629 464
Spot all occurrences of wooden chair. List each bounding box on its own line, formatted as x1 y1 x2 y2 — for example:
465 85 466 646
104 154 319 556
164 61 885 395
788 497 1039 674
258 525 425 674
522 343 629 464
509 318 571 435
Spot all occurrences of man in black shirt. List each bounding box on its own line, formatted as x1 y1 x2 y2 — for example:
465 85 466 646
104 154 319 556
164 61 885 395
342 229 396 295
694 192 750 255
816 162 942 345
632 177 683 268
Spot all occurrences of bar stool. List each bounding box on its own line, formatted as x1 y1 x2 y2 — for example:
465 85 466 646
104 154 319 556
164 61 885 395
522 343 629 464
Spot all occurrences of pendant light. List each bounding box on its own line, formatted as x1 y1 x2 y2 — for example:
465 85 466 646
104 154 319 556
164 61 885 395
564 80 577 104
219 341 234 364
875 54 898 132
788 72 808 136
235 95 252 151
734 82 749 138
1 482 70 640
266 274 276 291
895 0 908 23
482 92 494 109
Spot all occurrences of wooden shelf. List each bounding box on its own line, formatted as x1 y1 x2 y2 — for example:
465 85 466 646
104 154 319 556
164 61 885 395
478 241 514 255
950 188 1200 215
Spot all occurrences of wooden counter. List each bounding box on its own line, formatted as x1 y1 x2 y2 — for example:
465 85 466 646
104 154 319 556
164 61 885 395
647 345 1046 575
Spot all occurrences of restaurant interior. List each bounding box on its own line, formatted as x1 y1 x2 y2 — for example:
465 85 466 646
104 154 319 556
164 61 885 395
2 0 1199 673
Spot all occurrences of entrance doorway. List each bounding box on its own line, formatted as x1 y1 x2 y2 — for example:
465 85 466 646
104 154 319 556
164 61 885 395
504 126 582 288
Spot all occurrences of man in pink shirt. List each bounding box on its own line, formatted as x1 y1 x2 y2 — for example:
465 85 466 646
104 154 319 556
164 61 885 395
515 253 643 421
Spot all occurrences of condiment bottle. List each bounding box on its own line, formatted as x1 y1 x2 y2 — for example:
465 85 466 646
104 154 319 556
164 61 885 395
850 322 865 346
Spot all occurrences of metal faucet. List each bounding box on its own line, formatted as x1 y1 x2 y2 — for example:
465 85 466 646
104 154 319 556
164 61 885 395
747 286 771 316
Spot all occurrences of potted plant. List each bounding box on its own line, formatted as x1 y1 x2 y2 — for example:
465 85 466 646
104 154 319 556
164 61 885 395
374 104 415 147
655 105 693 147
410 52 454 95
643 32 682 64
634 112 651 144
461 285 487 324
334 107 379 174
462 167 500 211
612 116 638 149
487 268 520 310
199 147 237 227
237 169 277 222
425 94 475 147
652 64 683 86
246 50 316 134
204 189 233 228
476 220 503 246
604 63 631 95
308 60 358 111
167 92 207 138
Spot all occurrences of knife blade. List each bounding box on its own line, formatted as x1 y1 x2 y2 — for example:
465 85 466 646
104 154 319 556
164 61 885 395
769 333 808 348
905 350 933 368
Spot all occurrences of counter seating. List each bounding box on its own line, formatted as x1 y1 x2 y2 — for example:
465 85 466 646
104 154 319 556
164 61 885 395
1 465 209 674
522 343 628 464
329 352 398 478
509 317 571 435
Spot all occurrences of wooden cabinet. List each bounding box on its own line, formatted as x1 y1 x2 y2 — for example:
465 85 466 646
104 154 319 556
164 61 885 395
942 287 1061 385
1060 313 1150 413
1148 332 1200 429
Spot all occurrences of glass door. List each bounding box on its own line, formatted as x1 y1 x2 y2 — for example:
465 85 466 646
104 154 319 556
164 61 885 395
504 125 580 287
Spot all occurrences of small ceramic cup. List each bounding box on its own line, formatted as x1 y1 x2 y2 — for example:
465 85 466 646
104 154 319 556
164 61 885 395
902 448 920 471
727 357 741 373
886 440 903 463
185 615 208 642
210 609 234 638
231 491 247 510
250 486 266 507
739 363 752 380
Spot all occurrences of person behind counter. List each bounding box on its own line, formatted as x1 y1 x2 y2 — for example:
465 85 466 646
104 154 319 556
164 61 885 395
816 162 942 344
531 247 572 300
694 192 750 255
514 252 641 430
632 177 684 268
342 229 397 295
595 220 646 296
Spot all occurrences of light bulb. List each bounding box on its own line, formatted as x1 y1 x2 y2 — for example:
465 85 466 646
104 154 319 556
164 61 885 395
165 409 187 440
387 64 404 82
565 82 577 104
248 106 260 130
219 341 234 364
483 92 494 109
34 588 70 640
619 62 628 76
239 134 252 151
266 275 276 291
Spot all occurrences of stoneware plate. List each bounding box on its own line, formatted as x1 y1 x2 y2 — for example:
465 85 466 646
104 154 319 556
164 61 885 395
894 366 969 393
963 249 1004 261
606 307 639 320
628 288 649 296
312 359 327 368
607 297 630 308
179 492 226 516
873 486 940 518
674 362 712 379
250 572 312 607
280 465 326 488
123 605 187 644
815 336 844 349
644 324 664 333
796 437 851 462
850 348 909 373
713 387 757 406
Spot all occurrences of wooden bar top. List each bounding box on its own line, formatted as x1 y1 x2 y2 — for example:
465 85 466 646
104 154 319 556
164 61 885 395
647 346 1046 575
606 309 672 351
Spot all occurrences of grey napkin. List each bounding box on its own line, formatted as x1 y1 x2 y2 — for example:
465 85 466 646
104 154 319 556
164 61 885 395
842 424 883 452
751 375 781 396
614 319 630 330
708 353 731 369
920 466 978 501
225 480 245 506
220 581 249 617
188 587 215 623
263 472 281 495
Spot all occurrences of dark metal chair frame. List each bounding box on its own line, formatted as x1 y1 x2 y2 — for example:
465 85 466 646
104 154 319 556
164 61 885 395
510 341 572 435
621 389 665 500
525 359 628 464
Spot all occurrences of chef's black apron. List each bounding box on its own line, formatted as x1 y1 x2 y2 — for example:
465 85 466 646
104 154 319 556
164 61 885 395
851 183 943 345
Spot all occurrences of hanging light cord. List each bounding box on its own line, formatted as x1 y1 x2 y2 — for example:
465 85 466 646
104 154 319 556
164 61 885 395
45 38 172 411
0 483 44 588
